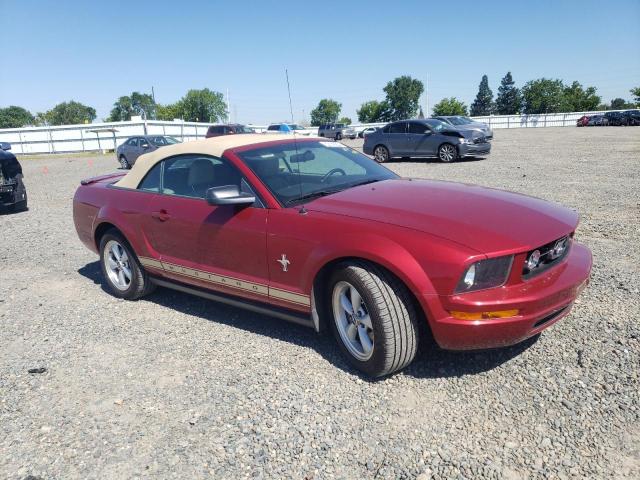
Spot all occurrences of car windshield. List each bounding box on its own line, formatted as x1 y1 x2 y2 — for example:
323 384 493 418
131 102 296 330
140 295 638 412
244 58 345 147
446 117 472 126
423 119 450 132
288 124 305 131
237 140 397 206
239 125 255 133
150 136 181 146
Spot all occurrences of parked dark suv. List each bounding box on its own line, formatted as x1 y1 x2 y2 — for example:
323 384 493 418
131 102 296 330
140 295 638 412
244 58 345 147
604 111 627 126
206 124 254 138
0 143 28 213
623 110 640 126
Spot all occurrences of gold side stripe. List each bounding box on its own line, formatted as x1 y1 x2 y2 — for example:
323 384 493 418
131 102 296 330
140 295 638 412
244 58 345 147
137 256 309 306
269 287 311 306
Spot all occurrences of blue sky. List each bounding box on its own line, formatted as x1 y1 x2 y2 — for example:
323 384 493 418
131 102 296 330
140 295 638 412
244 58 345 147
1 0 639 124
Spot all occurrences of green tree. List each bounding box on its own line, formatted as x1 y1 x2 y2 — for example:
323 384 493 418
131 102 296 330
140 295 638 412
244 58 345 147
630 87 640 105
357 100 388 123
432 97 468 116
495 72 521 115
470 75 494 116
383 76 424 120
310 99 342 126
610 98 633 110
156 103 183 121
0 106 35 128
179 89 227 122
45 101 96 125
521 78 564 114
560 81 600 112
108 92 157 121
338 116 352 125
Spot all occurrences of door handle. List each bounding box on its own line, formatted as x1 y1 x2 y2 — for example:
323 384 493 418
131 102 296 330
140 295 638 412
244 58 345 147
151 209 171 222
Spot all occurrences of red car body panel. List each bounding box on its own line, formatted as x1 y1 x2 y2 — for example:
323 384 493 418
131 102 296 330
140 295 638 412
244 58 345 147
73 138 592 351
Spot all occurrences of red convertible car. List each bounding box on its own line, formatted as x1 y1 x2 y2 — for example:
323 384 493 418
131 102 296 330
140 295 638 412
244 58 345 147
73 134 592 376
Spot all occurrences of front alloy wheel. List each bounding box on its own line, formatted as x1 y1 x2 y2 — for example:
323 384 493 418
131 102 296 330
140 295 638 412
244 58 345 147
373 145 389 163
333 281 374 361
329 261 420 377
119 155 130 169
438 143 457 162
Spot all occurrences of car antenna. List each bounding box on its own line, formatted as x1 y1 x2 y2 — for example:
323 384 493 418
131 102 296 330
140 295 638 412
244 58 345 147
285 68 306 215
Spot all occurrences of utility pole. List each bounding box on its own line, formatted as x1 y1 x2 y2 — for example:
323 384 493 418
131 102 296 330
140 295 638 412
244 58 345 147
226 88 230 124
425 74 430 117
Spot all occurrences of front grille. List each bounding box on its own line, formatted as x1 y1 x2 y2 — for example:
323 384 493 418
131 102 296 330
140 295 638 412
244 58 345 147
533 306 569 329
473 136 488 144
522 235 571 279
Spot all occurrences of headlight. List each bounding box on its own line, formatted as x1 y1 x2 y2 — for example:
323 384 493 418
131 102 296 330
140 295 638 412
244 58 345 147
459 137 470 144
455 255 513 293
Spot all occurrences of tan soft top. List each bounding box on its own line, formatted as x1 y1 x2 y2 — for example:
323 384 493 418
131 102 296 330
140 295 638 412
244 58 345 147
116 133 312 189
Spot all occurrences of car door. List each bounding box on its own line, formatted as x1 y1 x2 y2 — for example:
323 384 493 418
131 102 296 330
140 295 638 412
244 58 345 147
140 154 270 303
407 121 439 156
123 137 137 159
384 122 408 156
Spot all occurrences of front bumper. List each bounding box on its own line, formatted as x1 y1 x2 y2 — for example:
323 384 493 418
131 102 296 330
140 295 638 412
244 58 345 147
459 142 491 157
0 183 17 206
427 241 592 350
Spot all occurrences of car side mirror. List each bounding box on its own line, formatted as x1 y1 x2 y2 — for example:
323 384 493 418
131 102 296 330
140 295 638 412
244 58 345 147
0 142 11 151
205 185 255 207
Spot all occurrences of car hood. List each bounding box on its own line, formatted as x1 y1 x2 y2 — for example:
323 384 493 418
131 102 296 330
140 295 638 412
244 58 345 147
307 179 578 254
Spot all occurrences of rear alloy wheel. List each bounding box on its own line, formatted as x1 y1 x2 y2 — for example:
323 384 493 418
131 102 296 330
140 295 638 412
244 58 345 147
99 230 155 300
119 155 130 169
438 143 457 162
373 145 390 163
329 261 420 377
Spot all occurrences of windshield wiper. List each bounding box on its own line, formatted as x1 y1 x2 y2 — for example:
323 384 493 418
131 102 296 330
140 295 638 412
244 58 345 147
285 188 342 206
347 178 381 189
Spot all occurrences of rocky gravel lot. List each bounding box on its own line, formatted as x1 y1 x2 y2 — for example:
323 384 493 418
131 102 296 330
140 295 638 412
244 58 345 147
1 127 639 479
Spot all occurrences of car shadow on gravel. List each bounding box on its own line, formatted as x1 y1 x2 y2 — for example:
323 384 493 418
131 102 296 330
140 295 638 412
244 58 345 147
78 261 539 382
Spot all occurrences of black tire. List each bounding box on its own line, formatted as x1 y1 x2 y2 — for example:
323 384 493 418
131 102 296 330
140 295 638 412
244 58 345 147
119 155 130 169
99 229 155 300
335 132 343 141
328 261 420 377
373 145 390 163
438 143 458 163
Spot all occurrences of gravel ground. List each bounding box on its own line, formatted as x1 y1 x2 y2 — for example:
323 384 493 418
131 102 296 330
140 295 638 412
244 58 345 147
1 127 639 479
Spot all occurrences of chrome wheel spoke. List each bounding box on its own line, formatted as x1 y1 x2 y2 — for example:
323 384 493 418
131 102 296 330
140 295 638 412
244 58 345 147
360 314 372 329
340 292 354 315
346 323 358 341
350 287 362 313
120 250 128 263
117 269 126 286
121 265 132 281
357 325 373 354
111 244 121 261
107 257 118 270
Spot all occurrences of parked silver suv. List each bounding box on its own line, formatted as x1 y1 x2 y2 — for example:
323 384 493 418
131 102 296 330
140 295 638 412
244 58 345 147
318 123 357 140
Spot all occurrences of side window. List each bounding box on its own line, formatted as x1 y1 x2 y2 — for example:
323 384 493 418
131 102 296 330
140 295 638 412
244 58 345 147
127 138 138 146
162 155 242 199
408 122 429 134
388 123 406 134
267 125 279 131
139 137 150 148
138 162 162 192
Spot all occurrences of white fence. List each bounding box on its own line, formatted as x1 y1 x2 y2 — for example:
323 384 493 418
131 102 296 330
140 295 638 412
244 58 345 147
0 110 622 155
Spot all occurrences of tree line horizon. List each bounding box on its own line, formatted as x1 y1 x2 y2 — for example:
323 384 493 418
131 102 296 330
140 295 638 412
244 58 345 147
1 77 639 129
